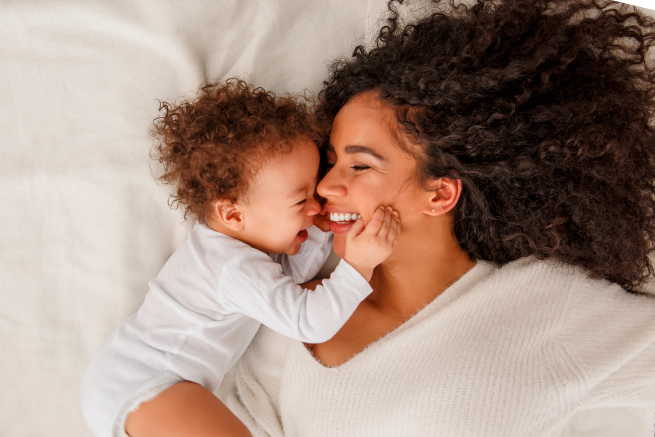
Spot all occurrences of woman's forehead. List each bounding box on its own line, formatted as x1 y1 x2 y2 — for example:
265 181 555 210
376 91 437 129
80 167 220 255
337 91 389 116
332 94 394 137
331 92 422 159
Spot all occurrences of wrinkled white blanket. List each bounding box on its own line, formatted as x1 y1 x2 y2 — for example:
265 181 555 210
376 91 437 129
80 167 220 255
1 1 653 436
0 1 386 435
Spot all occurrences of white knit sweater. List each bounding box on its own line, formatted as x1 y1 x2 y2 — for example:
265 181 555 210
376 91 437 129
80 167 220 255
216 257 655 436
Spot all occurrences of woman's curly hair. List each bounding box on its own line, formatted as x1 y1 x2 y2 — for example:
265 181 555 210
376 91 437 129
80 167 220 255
318 0 655 291
152 79 321 222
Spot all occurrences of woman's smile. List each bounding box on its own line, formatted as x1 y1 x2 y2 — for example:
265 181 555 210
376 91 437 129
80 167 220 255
324 207 362 233
329 212 361 223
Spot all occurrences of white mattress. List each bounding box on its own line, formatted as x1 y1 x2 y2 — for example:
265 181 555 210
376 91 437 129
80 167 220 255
1 1 653 436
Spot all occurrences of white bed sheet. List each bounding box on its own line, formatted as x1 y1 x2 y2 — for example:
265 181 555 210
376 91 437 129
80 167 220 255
1 1 653 436
0 1 386 435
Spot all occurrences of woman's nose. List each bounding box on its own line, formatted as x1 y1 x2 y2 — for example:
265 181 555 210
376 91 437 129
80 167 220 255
317 167 347 198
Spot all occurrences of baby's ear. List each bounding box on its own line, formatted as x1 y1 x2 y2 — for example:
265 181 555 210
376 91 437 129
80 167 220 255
209 199 244 231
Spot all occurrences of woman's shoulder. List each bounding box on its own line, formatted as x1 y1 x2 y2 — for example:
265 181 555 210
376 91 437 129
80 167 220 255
488 256 655 319
439 257 655 351
495 257 655 365
491 256 653 296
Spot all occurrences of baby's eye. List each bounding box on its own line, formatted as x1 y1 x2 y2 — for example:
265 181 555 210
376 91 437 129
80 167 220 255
351 165 370 171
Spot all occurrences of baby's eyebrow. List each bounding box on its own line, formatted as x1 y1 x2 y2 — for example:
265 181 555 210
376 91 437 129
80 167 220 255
288 185 309 200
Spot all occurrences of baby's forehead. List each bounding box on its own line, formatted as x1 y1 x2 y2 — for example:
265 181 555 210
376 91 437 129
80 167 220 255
245 138 319 199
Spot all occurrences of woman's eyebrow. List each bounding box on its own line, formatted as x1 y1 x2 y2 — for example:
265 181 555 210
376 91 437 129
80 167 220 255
345 145 385 160
326 143 385 161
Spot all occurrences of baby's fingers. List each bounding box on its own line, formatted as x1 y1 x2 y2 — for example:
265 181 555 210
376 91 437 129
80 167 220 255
388 212 400 244
362 206 386 235
376 206 394 237
345 217 366 242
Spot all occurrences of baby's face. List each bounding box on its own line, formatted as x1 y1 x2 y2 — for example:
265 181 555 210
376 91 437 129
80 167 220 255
238 137 321 255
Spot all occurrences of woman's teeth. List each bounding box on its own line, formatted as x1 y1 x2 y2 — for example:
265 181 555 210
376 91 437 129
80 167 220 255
329 212 361 223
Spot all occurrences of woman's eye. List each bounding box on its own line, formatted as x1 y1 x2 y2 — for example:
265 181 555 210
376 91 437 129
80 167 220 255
296 199 308 205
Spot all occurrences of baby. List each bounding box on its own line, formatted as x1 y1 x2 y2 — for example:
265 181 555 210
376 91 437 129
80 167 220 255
81 79 399 437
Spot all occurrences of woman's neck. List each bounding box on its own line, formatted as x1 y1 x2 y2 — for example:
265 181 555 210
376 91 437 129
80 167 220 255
367 221 475 318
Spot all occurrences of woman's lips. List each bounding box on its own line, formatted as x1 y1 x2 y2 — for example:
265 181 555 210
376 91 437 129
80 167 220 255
330 221 354 234
327 210 361 234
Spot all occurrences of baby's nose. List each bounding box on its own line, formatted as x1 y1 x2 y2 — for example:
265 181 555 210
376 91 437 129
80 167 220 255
306 197 321 215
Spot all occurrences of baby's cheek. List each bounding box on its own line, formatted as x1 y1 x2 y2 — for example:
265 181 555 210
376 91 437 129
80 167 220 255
303 214 316 229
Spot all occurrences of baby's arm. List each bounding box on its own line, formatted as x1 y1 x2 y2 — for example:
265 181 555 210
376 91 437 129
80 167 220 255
220 207 399 343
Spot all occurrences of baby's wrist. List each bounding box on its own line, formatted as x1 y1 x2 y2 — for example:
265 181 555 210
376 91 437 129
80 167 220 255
343 259 373 282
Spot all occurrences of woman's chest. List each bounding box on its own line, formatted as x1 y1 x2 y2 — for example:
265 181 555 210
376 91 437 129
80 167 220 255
307 302 409 367
279 314 581 437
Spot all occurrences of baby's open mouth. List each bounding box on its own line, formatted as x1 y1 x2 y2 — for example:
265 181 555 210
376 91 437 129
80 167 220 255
329 212 361 224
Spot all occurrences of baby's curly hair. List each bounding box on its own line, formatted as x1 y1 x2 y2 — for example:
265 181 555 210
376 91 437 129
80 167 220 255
152 79 321 222
318 0 655 291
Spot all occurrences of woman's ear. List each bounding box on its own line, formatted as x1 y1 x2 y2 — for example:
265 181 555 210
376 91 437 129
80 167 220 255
209 199 244 231
424 177 462 216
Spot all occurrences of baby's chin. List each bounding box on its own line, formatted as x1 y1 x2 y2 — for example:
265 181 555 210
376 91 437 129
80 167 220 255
283 245 301 256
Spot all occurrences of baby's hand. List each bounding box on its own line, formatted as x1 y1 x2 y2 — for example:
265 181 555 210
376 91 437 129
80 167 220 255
343 206 400 281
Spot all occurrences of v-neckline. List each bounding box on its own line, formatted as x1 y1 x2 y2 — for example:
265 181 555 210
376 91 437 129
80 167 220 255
295 261 492 370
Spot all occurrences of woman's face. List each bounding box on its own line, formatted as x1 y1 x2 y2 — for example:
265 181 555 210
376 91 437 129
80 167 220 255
317 92 427 258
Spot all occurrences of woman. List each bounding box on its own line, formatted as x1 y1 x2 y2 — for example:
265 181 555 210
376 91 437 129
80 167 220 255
217 0 655 435
129 0 655 435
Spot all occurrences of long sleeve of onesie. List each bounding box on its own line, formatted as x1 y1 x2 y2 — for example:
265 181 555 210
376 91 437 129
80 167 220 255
218 250 369 343
80 224 371 437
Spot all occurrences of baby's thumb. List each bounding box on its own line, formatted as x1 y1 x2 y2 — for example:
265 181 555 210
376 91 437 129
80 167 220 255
346 218 365 242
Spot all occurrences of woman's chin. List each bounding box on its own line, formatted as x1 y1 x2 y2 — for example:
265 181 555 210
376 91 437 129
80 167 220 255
332 234 346 258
